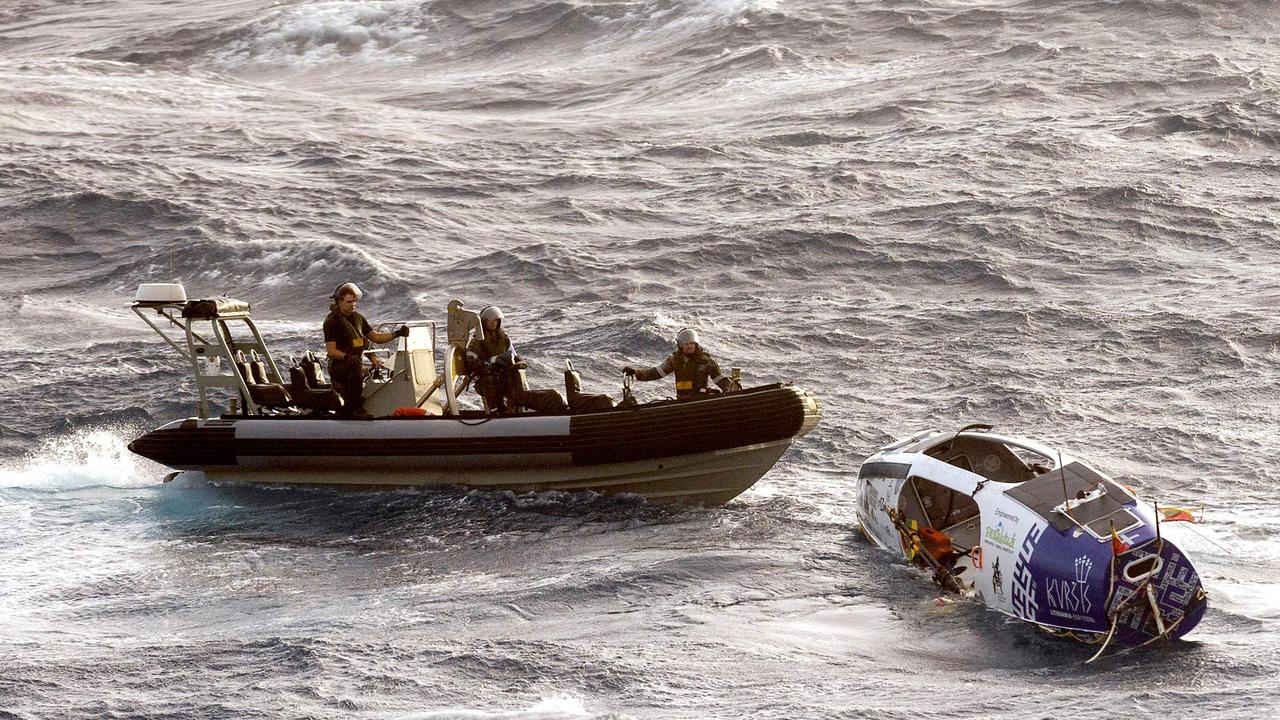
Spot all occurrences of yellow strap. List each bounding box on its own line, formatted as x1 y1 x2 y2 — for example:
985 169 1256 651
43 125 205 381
675 380 693 390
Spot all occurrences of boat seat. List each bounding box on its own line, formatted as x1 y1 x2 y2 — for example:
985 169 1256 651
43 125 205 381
515 387 569 415
234 352 294 411
300 351 332 390
288 364 343 413
247 383 293 408
248 357 271 385
564 361 614 414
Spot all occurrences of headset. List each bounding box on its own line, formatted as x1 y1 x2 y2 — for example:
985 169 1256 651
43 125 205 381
331 282 363 301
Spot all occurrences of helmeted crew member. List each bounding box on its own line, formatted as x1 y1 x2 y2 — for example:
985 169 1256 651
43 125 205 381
466 305 518 413
323 282 409 419
623 328 732 399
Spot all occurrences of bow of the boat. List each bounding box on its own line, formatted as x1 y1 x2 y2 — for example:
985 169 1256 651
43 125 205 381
786 383 822 439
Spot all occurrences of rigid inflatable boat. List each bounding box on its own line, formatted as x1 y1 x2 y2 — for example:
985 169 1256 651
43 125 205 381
857 424 1207 657
127 284 820 504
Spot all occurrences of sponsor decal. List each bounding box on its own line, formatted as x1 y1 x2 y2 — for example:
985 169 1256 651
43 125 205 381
1044 555 1095 622
984 521 1017 552
1113 545 1202 634
858 484 878 519
993 508 1020 524
991 556 1005 600
1011 524 1043 620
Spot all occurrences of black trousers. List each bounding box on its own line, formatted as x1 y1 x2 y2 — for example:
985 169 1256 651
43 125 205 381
329 355 365 415
475 372 514 413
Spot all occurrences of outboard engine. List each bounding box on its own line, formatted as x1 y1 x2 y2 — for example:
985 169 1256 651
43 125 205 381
564 361 615 414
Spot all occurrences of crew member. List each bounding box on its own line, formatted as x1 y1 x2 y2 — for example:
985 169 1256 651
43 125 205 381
323 282 408 418
466 306 519 413
623 328 732 399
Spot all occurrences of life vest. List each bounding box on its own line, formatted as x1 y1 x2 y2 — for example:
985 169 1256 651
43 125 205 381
917 527 953 563
669 351 719 398
324 310 370 354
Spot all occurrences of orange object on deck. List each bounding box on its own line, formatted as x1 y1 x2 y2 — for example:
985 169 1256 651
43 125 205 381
918 526 953 563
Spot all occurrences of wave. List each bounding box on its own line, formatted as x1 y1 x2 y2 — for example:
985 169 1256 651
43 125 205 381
437 241 628 305
1120 101 1280 150
0 424 163 490
217 0 433 67
403 695 602 720
195 0 788 77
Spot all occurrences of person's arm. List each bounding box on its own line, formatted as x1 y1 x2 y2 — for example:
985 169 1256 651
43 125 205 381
633 364 664 382
707 358 731 392
626 353 673 382
358 317 389 367
369 322 411 345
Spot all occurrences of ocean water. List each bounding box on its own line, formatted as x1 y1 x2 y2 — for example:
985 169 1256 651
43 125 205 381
2 0 1278 717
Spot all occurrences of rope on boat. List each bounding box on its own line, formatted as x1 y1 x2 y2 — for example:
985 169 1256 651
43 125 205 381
887 508 966 595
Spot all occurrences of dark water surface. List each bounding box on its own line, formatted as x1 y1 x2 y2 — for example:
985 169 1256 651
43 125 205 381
2 1 1278 718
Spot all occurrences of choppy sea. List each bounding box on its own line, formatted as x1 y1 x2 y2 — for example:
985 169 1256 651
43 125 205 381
2 1 1278 717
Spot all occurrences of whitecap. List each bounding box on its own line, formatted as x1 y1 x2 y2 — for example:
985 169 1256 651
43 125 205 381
0 426 164 491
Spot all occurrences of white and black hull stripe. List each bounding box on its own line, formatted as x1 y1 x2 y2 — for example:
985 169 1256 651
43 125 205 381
129 384 821 504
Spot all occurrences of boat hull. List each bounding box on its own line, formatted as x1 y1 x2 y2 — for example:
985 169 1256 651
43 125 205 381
130 383 820 504
856 427 1207 647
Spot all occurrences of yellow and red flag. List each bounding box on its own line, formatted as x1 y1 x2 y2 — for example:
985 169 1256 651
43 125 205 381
1158 506 1198 523
1111 525 1130 556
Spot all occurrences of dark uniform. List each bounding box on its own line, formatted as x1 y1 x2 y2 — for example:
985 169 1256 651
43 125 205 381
635 348 731 399
323 309 374 416
467 328 516 412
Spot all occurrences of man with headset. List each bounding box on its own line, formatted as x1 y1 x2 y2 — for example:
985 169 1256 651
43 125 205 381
323 282 408 418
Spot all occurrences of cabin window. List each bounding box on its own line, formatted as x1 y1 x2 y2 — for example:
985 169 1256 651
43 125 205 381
902 476 981 539
925 436 1038 484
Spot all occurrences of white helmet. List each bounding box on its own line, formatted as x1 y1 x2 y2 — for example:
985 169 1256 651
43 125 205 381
480 306 504 322
676 328 699 347
332 282 363 301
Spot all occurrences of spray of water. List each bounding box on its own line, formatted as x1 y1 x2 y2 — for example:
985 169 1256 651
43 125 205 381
0 425 164 491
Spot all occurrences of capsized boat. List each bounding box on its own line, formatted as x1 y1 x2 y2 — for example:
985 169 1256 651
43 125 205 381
856 424 1207 655
126 283 820 504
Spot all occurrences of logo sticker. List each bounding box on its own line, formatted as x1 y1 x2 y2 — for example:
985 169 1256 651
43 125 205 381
1045 555 1095 621
984 521 1016 552
994 508 1020 525
1011 525 1043 620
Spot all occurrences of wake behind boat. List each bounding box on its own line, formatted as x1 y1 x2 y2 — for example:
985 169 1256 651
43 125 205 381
127 284 820 504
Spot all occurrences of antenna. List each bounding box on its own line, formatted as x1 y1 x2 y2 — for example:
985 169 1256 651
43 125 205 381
1059 450 1072 518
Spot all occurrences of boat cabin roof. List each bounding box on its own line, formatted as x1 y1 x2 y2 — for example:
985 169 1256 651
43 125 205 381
1006 462 1140 536
896 429 1061 486
879 425 1143 538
